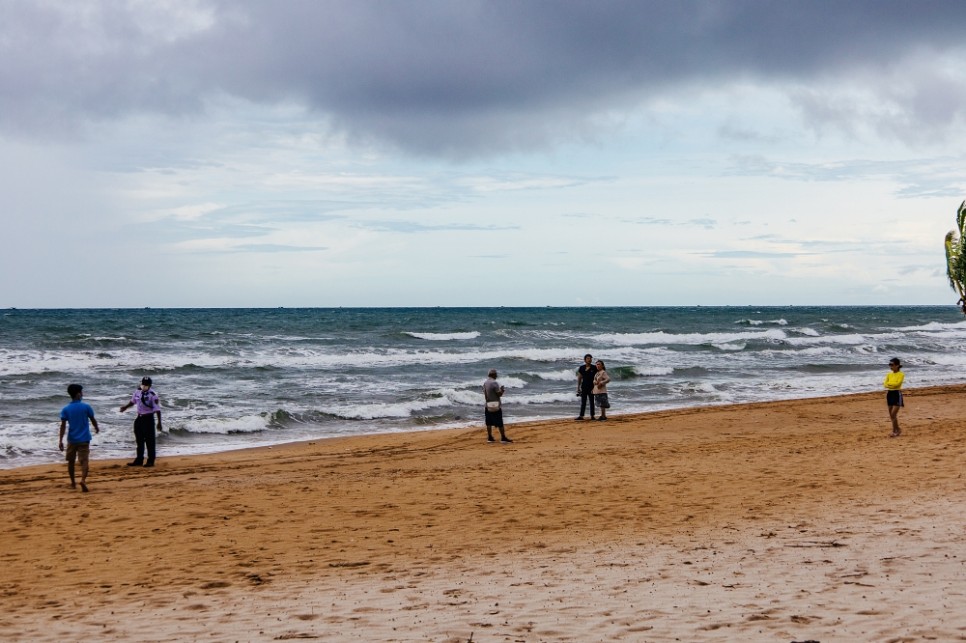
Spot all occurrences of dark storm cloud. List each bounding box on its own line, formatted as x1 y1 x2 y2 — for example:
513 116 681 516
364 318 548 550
2 0 965 155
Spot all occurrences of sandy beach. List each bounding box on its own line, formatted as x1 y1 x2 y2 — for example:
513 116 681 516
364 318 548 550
2 386 964 642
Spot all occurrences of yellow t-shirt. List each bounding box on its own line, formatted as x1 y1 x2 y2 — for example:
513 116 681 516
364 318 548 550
884 371 905 390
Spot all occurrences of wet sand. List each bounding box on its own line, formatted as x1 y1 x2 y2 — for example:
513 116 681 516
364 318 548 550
2 386 964 641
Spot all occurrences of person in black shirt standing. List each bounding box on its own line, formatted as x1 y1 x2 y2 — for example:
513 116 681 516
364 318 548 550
575 354 598 420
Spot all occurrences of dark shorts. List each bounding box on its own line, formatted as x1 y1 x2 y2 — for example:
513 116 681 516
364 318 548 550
484 407 504 428
65 442 90 468
886 390 903 407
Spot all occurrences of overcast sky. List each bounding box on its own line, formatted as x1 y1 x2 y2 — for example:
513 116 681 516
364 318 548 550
2 0 966 308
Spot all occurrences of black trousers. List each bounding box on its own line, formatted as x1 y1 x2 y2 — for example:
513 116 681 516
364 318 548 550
579 390 596 418
133 414 156 462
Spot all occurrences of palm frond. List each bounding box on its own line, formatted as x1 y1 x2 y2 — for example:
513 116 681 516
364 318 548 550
946 231 964 297
945 201 966 314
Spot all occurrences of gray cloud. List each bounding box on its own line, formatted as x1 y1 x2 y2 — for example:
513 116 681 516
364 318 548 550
3 1 966 156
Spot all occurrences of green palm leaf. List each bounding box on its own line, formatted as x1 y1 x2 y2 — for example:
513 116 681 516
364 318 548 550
945 200 966 313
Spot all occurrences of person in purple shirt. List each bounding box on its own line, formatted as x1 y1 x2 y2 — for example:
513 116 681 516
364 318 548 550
120 376 163 467
59 383 100 491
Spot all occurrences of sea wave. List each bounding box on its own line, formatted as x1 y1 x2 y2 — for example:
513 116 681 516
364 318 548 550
670 381 721 395
6 306 966 470
173 414 272 435
328 397 454 420
256 334 335 342
594 329 788 346
526 369 578 382
405 331 481 341
783 333 875 347
509 391 576 405
895 320 966 332
630 365 676 377
735 318 788 326
0 345 588 376
713 342 746 351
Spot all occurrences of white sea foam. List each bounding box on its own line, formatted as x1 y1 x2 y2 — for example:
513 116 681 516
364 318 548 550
783 333 872 347
527 369 577 382
405 331 481 341
0 345 590 376
301 346 579 369
5 339 751 379
631 366 676 377
594 329 788 346
258 334 335 342
671 381 720 395
0 421 131 465
447 389 485 406
713 342 746 351
919 352 966 367
496 376 528 389
178 414 271 435
758 346 839 358
895 320 966 332
737 318 788 326
359 376 535 411
509 391 576 405
332 397 453 420
0 346 243 377
0 430 61 459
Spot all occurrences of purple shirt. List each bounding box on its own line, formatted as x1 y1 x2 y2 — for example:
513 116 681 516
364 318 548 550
131 388 160 415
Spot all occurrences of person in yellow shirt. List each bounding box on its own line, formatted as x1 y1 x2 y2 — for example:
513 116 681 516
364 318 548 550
884 357 905 437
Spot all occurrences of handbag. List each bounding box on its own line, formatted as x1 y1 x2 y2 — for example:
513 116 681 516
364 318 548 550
485 400 501 412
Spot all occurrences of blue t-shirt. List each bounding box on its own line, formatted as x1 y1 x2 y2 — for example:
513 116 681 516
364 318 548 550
60 400 96 444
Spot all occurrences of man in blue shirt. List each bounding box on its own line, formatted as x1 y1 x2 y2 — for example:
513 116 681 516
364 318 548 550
59 383 100 492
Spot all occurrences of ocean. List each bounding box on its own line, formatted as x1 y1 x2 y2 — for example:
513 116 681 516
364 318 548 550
2 306 965 469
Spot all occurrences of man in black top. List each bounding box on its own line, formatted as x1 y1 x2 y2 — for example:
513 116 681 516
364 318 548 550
575 354 598 420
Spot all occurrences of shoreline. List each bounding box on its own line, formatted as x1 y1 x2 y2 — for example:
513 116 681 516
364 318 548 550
5 383 961 474
6 305 966 477
2 386 964 640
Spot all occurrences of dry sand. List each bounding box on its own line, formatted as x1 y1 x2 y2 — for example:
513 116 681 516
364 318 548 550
1 386 964 642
